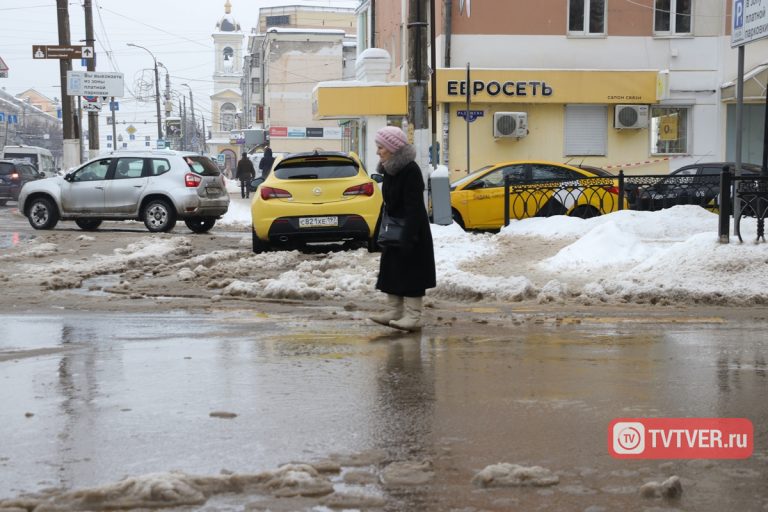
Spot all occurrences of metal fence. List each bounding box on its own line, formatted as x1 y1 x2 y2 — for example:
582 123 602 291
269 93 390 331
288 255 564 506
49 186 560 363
501 169 768 243
502 176 622 226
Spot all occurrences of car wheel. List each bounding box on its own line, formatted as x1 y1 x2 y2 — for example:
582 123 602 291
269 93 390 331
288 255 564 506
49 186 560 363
569 205 600 219
252 229 269 253
452 209 466 230
27 197 59 230
75 219 102 231
184 217 216 234
142 199 177 232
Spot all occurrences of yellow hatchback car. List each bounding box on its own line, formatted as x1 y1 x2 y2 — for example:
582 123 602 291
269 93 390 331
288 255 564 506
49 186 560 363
450 160 622 230
250 151 383 252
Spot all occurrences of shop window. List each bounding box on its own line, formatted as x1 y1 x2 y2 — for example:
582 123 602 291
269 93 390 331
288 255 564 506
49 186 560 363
654 0 692 35
565 105 607 156
568 0 605 35
651 106 689 155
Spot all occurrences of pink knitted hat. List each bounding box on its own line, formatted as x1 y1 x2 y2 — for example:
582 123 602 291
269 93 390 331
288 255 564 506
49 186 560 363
375 126 408 153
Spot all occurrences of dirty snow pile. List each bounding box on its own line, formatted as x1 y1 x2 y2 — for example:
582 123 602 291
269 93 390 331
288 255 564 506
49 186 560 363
217 204 768 305
10 202 768 306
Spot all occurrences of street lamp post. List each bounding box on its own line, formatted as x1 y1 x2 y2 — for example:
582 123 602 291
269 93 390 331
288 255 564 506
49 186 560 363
127 43 163 142
181 83 197 153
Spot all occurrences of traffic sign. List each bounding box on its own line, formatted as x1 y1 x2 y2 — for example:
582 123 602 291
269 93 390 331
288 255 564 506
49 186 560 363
82 96 102 112
732 0 768 47
67 70 124 97
0 56 8 78
33 45 93 59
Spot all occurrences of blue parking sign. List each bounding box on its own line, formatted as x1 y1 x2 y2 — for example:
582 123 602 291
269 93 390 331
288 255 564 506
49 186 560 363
0 112 4 122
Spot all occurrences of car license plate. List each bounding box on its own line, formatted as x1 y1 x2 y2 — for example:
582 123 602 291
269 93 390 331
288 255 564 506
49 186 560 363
299 216 338 228
206 186 221 196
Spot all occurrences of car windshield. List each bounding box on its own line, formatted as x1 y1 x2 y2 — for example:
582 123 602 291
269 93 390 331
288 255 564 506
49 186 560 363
185 156 221 176
450 165 494 188
0 163 13 175
274 158 359 180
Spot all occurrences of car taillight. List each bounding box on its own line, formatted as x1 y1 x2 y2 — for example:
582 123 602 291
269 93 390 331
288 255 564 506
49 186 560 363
602 185 619 195
260 186 292 200
343 182 374 196
185 173 202 187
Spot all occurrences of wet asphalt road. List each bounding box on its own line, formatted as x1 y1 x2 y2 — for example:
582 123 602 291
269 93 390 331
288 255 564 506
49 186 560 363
1 309 767 511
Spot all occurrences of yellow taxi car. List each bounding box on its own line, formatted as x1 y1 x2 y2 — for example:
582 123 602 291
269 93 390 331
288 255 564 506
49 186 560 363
450 160 622 230
250 151 383 252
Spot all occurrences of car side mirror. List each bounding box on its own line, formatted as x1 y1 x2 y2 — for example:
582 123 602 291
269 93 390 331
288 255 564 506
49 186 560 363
371 173 383 183
248 177 264 192
64 172 75 182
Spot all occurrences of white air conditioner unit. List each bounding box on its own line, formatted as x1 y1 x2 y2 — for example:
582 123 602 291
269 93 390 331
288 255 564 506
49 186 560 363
614 104 649 129
493 112 528 138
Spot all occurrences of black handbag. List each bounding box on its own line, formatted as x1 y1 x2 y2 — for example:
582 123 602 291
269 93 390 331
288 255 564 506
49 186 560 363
377 210 407 247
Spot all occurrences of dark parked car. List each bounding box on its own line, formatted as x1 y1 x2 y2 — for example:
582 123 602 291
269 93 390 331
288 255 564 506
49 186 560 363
630 162 762 212
0 159 43 205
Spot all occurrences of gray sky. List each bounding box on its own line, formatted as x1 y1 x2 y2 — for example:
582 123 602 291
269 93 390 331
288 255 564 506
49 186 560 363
0 0 359 123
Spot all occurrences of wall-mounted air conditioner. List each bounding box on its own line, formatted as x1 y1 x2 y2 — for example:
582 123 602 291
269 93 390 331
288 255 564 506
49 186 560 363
493 112 528 138
614 104 649 129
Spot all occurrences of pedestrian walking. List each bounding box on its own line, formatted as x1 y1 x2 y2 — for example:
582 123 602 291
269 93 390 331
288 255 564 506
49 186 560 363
235 152 256 198
369 126 436 332
259 146 275 179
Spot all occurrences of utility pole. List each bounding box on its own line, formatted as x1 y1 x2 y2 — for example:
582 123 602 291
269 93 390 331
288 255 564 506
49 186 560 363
56 0 78 169
182 83 196 153
84 0 98 158
407 0 430 173
162 64 171 121
182 96 187 151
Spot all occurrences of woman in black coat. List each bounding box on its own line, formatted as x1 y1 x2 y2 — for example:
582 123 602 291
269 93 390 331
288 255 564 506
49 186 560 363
370 126 436 331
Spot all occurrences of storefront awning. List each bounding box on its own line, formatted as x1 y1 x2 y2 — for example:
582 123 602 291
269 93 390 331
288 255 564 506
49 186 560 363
721 61 768 102
312 81 408 120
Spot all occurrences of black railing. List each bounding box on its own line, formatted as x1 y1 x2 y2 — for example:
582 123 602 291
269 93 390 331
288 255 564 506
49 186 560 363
498 168 768 243
731 174 768 242
502 176 622 226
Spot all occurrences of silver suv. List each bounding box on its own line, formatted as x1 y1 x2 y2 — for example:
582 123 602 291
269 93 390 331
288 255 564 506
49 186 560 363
19 150 230 233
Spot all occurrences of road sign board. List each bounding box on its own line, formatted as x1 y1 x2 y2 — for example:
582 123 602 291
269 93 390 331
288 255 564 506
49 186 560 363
32 45 92 59
82 96 102 112
731 0 768 47
110 101 119 112
67 70 124 97
0 56 8 78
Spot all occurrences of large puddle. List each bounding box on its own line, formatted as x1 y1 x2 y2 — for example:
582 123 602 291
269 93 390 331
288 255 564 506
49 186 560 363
0 311 765 511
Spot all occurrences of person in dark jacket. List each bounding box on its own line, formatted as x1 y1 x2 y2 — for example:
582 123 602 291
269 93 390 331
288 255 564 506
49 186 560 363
235 152 256 198
258 146 275 179
369 126 436 331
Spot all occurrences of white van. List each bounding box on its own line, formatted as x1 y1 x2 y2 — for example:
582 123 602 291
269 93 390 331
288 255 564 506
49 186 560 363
1 145 56 177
